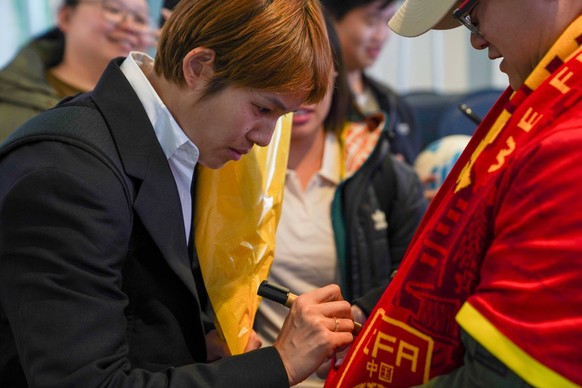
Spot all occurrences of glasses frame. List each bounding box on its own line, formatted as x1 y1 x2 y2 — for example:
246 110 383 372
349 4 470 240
452 0 483 38
81 0 153 33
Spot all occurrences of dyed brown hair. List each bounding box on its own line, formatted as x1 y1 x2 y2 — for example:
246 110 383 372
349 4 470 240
155 0 333 104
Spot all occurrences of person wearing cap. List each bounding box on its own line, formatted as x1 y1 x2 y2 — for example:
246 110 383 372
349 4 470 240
325 0 582 386
0 0 357 387
321 0 422 165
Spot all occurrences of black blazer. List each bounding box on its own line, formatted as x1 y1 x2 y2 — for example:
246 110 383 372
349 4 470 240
0 59 288 387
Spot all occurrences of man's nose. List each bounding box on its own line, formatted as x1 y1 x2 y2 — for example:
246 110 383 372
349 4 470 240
248 120 278 148
470 32 488 50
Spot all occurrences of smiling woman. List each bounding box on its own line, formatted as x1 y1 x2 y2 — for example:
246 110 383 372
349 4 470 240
0 0 159 141
322 0 423 165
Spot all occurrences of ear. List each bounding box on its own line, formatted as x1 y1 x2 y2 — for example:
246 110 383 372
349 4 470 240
182 47 216 89
56 5 74 33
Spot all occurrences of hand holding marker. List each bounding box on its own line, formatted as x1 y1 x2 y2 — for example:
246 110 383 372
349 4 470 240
257 280 362 334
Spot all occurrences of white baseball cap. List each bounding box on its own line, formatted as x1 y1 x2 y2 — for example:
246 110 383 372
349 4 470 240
388 0 462 37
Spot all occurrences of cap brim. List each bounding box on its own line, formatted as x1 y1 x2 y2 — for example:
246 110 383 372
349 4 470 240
388 0 461 37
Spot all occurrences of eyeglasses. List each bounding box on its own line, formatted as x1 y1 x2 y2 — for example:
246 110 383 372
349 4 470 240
81 0 152 33
452 0 482 38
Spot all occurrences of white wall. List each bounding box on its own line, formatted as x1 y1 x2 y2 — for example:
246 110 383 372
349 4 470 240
367 25 508 94
0 0 62 68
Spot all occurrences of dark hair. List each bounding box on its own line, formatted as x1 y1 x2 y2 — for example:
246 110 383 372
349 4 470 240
163 0 181 9
321 0 396 20
323 13 351 134
160 0 181 27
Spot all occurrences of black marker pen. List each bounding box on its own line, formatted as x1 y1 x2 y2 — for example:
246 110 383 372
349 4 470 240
257 280 362 334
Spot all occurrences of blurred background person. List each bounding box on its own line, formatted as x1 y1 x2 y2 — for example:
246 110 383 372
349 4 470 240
0 0 159 141
254 15 427 387
322 0 422 165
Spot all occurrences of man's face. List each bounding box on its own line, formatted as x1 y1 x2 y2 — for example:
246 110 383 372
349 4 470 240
179 86 303 169
468 0 558 90
334 1 397 71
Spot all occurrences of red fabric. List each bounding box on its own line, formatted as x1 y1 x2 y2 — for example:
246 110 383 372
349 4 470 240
326 46 582 387
467 101 582 383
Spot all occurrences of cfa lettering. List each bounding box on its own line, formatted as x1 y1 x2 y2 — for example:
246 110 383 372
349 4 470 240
370 331 420 373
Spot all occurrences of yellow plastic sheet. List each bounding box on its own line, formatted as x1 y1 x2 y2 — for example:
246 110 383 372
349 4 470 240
194 114 292 355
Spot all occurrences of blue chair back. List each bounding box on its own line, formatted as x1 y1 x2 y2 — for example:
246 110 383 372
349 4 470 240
436 88 503 138
401 90 460 149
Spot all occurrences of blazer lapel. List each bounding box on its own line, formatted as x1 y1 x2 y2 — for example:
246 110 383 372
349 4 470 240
91 59 200 301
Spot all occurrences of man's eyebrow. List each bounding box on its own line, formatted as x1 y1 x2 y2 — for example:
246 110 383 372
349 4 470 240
265 96 293 112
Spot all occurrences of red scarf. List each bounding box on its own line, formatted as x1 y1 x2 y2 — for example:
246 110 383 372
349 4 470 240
326 17 582 387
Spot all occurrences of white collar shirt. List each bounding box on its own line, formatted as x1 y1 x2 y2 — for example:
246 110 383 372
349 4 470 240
120 52 199 243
